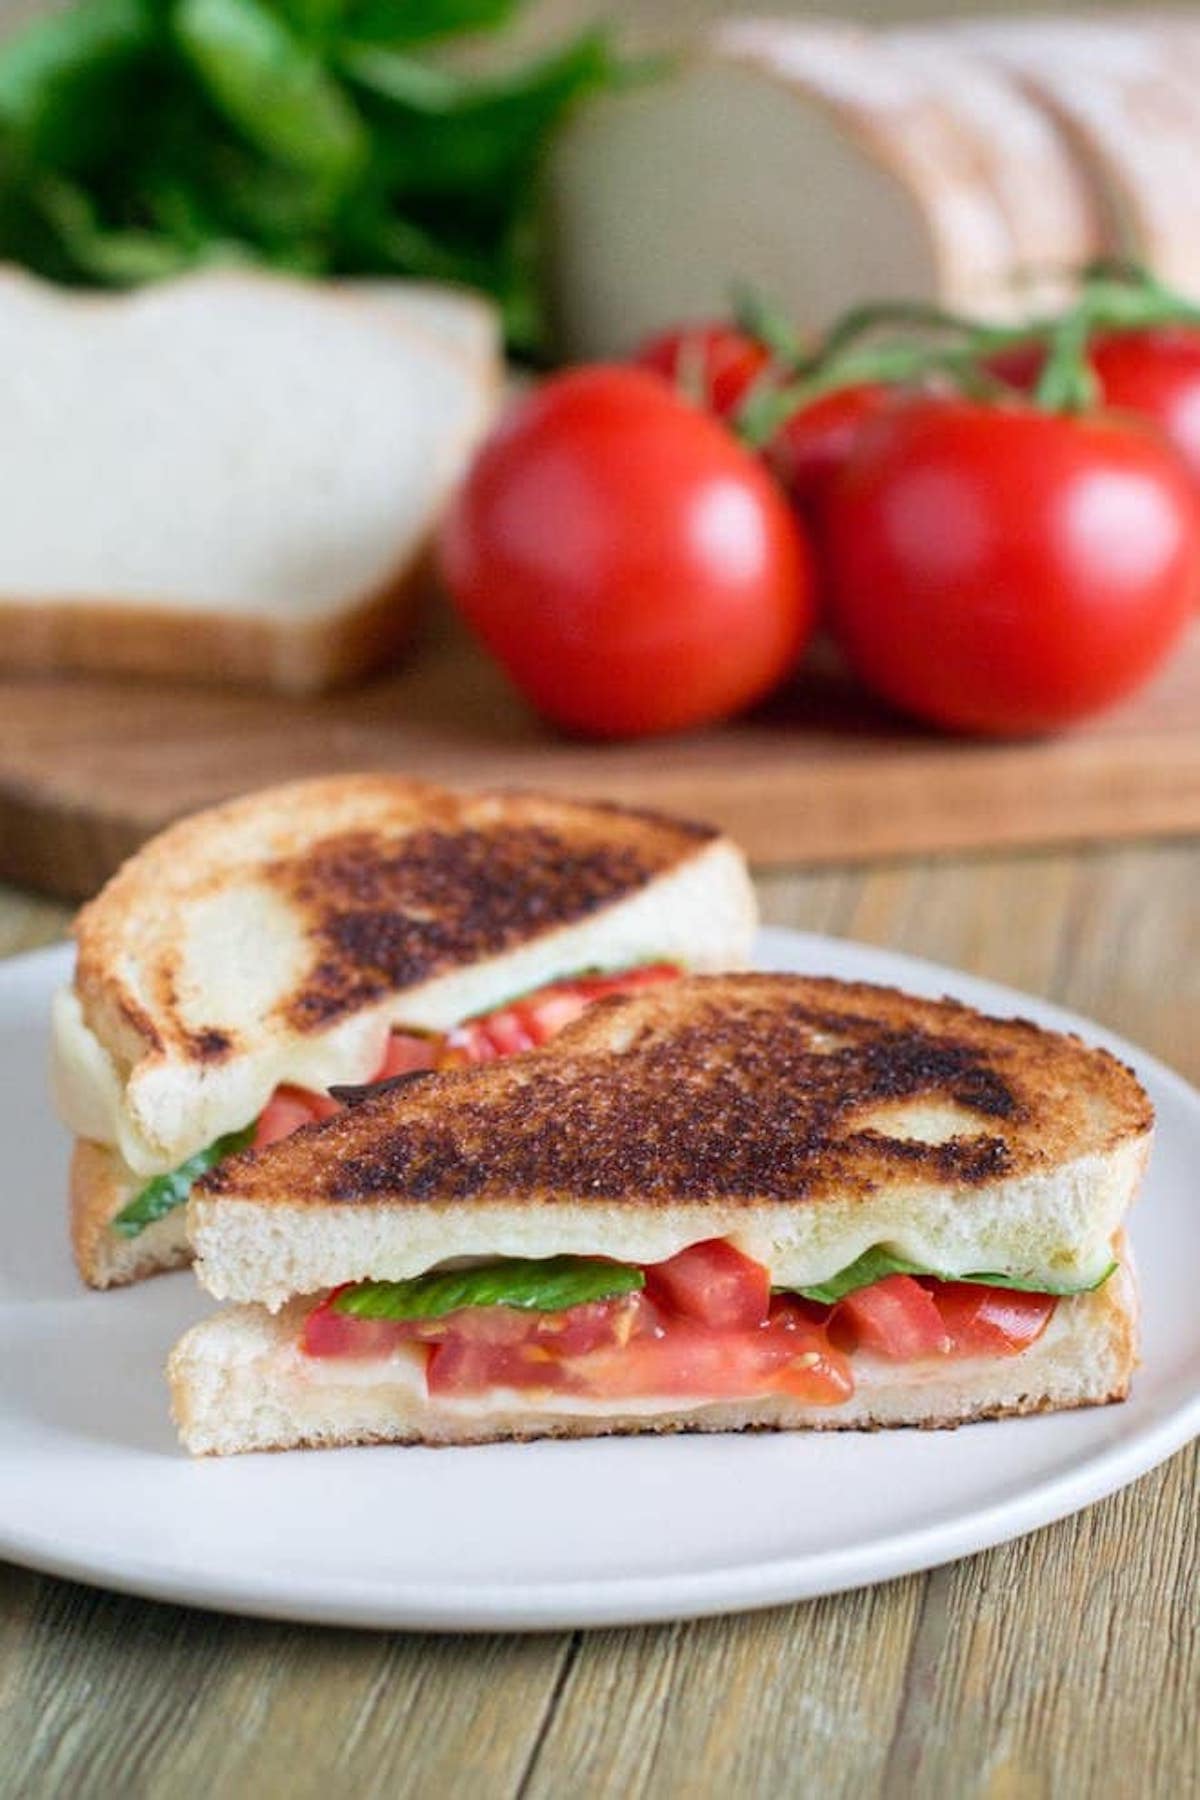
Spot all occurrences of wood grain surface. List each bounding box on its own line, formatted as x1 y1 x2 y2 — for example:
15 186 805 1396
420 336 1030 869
2 610 1199 900
1 837 1196 1798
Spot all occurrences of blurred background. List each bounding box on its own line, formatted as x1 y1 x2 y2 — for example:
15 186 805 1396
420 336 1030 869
0 0 1197 893
0 0 1145 41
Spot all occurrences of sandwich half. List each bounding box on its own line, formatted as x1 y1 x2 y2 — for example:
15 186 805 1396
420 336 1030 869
52 777 756 1288
171 974 1152 1454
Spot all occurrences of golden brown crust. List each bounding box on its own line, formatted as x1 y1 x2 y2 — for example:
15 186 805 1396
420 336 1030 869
201 974 1154 1211
69 1139 190 1288
72 777 720 1075
0 550 429 696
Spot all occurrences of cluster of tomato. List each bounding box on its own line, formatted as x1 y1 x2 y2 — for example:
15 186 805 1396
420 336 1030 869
438 278 1200 739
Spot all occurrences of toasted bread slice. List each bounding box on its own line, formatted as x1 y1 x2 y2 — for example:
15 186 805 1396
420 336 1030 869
54 776 755 1182
56 778 756 1286
189 975 1153 1312
168 1257 1139 1456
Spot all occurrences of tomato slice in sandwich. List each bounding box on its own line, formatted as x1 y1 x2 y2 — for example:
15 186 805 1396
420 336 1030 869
644 1239 771 1330
929 1283 1057 1356
832 1274 950 1360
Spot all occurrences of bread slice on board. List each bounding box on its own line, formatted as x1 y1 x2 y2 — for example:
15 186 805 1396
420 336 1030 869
545 18 1026 357
955 17 1200 297
886 28 1104 307
335 279 501 376
0 270 499 693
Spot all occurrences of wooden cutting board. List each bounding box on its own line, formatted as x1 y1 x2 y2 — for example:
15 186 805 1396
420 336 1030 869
2 608 1198 900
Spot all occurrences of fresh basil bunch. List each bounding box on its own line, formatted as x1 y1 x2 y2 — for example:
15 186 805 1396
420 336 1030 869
0 0 631 350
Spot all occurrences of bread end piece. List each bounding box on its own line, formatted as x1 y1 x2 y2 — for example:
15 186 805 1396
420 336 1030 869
70 1140 189 1289
168 1261 1138 1456
0 546 435 697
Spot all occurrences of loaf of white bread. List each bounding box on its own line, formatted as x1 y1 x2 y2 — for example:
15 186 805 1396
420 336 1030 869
0 271 500 693
546 13 1200 357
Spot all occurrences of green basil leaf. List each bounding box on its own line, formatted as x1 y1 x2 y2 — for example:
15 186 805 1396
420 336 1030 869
362 30 617 197
337 45 464 111
342 0 521 50
175 0 366 181
31 174 215 282
956 1262 1118 1296
113 1120 256 1239
792 1247 1118 1306
794 1247 928 1306
268 0 348 46
0 0 153 168
333 1257 644 1321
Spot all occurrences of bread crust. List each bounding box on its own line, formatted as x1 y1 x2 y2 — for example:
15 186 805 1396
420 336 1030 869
70 1139 189 1289
0 550 432 696
708 22 1017 307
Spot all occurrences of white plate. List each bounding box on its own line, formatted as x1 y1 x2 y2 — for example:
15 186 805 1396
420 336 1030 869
1 929 1197 1632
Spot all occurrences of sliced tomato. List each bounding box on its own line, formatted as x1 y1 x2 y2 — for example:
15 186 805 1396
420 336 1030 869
413 1295 649 1392
511 964 679 1046
514 988 592 1043
375 1031 440 1081
261 968 682 1150
302 1289 421 1360
307 1090 343 1122
477 1007 541 1057
252 1087 324 1149
306 1292 645 1367
930 1283 1057 1357
574 1300 852 1404
428 1335 570 1393
761 1299 857 1403
645 1239 771 1331
569 963 680 1001
444 964 680 1064
304 1277 850 1405
831 1275 950 1360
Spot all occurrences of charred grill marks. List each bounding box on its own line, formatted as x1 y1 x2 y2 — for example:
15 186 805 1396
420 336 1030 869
276 825 676 1030
322 1010 1024 1205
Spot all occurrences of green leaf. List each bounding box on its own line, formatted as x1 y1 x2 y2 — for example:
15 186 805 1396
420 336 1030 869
362 30 618 197
342 0 521 49
31 175 214 282
268 0 349 45
337 45 464 111
792 1247 1119 1306
113 1121 256 1239
333 1257 645 1321
0 0 154 168
175 0 366 182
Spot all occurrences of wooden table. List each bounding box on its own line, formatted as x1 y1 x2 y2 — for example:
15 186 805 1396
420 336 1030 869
2 840 1197 1795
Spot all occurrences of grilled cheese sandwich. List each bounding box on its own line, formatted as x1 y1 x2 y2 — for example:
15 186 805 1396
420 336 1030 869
171 974 1151 1454
52 777 756 1287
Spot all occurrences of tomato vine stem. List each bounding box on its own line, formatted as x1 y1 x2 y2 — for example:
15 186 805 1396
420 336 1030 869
732 265 1200 445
